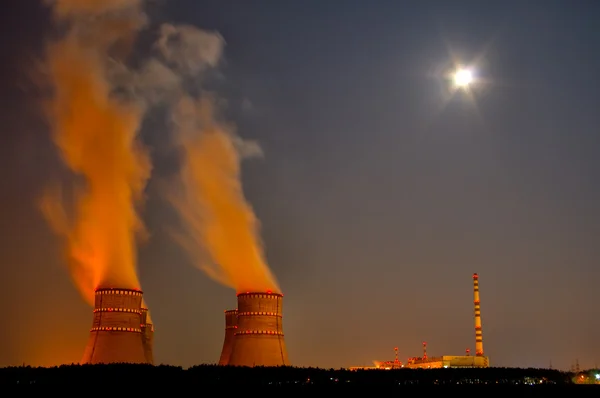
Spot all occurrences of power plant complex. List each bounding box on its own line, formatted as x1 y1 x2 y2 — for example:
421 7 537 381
75 274 485 369
219 292 290 367
350 273 490 370
81 288 154 365
78 287 290 367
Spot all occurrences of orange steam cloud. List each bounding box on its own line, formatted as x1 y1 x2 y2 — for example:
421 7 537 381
169 95 281 294
50 0 143 15
40 0 151 305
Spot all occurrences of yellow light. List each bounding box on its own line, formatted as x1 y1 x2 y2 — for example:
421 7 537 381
234 330 284 336
453 68 473 88
93 307 142 314
90 326 142 333
237 311 281 317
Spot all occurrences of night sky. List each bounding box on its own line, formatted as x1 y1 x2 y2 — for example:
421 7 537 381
1 0 599 370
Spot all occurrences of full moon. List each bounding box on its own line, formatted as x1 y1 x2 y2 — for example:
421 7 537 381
453 68 473 88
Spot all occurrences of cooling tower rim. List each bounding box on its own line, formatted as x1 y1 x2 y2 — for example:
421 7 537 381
236 291 283 298
95 287 143 295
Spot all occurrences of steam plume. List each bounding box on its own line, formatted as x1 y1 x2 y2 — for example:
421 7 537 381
152 26 282 294
41 0 282 300
169 96 281 294
40 0 150 304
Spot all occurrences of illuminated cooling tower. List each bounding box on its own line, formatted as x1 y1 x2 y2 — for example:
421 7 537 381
218 309 238 365
228 292 290 367
81 288 149 365
141 307 155 365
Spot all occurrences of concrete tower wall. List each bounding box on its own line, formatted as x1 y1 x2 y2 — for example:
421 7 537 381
81 288 149 365
141 307 148 324
140 307 155 365
141 324 154 365
473 273 484 356
218 309 238 365
228 292 289 367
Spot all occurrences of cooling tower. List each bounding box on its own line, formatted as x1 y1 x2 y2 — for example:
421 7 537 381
218 309 238 365
228 292 290 367
81 288 149 365
140 307 155 365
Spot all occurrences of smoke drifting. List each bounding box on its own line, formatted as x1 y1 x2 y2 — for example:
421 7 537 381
148 23 282 294
41 0 281 303
168 96 281 294
49 0 143 16
40 0 150 304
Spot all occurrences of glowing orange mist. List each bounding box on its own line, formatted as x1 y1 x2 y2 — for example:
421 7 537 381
39 0 151 305
169 96 280 294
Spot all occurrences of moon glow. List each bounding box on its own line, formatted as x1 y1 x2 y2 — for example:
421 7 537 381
453 68 473 88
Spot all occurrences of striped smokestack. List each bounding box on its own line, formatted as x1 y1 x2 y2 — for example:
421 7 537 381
81 288 149 364
473 273 484 356
228 292 289 367
218 309 238 365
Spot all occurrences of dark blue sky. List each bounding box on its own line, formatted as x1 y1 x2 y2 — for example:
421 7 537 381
1 0 599 369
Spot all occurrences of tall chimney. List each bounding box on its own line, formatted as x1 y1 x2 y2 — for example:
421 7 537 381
472 273 484 356
228 292 290 367
81 288 149 364
422 341 427 360
218 309 238 365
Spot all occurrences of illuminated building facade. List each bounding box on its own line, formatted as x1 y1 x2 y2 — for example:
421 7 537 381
404 355 489 369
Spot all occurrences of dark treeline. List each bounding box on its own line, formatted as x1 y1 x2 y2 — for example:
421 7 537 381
0 364 597 390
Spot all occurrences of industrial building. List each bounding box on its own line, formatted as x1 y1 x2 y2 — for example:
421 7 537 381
220 291 290 367
404 354 489 369
81 287 152 365
350 273 490 370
